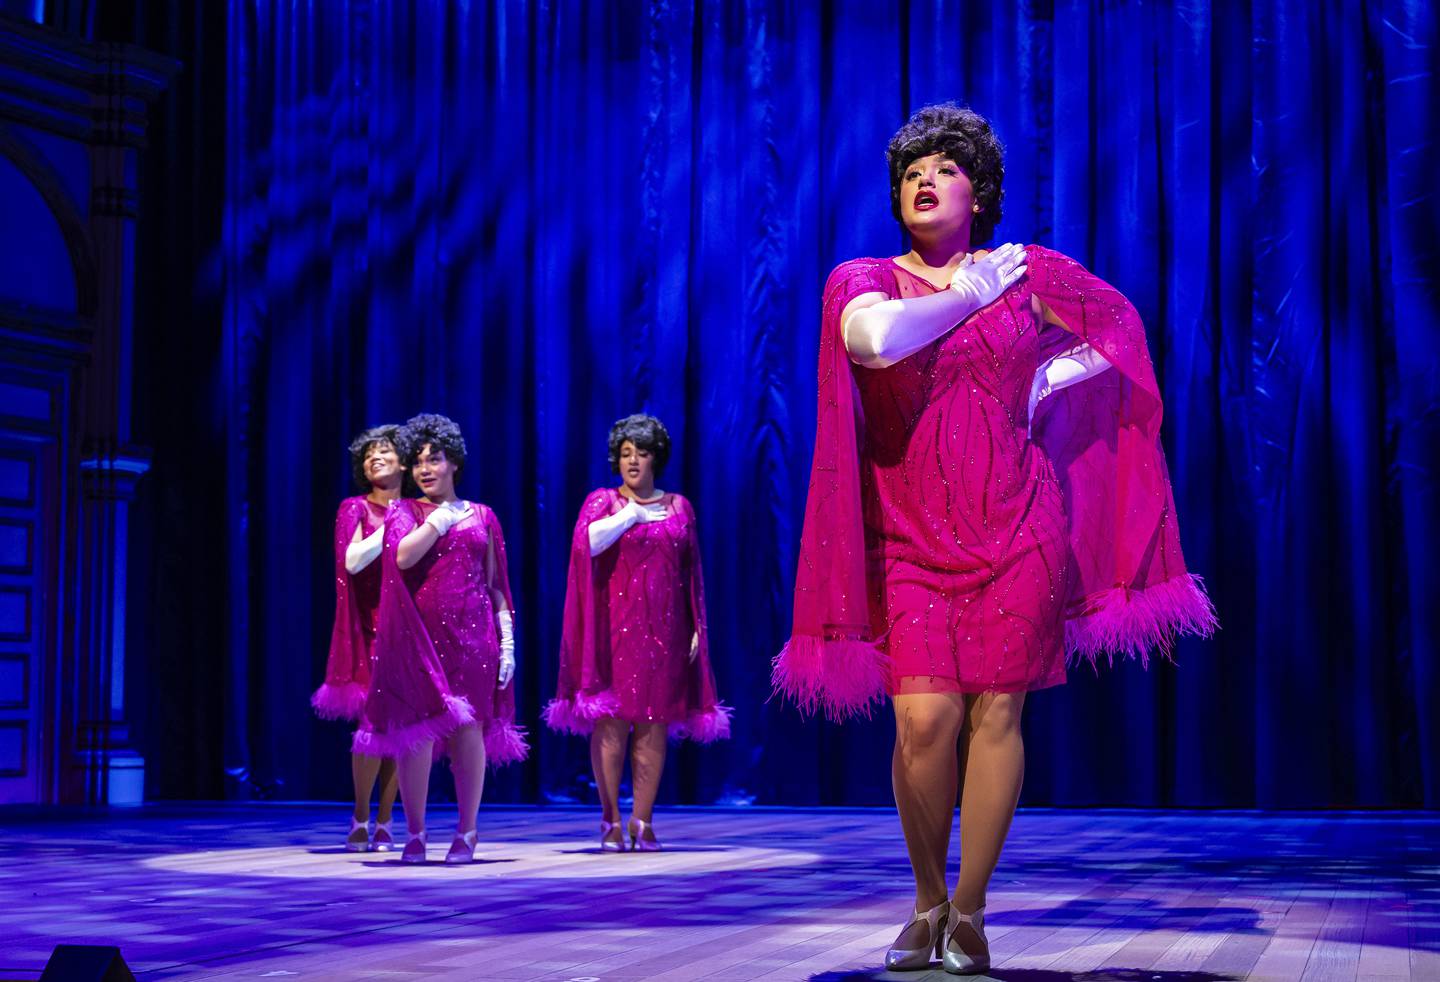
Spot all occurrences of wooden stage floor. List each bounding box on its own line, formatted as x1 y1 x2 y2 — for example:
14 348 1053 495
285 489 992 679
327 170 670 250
0 805 1435 981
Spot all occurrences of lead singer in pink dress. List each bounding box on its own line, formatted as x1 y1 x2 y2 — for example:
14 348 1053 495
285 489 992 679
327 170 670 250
773 104 1216 974
311 426 401 853
544 414 729 852
353 413 528 865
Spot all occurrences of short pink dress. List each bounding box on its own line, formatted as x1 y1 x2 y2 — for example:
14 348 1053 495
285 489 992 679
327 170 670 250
775 246 1217 718
353 499 528 764
544 489 730 741
311 496 388 721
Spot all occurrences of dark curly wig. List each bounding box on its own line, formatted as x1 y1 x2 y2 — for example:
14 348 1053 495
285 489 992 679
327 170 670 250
886 103 1004 244
607 413 671 477
398 413 467 479
348 425 400 491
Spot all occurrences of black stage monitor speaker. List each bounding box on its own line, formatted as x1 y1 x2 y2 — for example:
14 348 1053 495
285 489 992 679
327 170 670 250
38 945 135 982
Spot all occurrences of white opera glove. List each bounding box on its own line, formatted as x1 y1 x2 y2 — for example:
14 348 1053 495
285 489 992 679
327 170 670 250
948 242 1028 316
1027 344 1114 436
495 609 515 689
688 631 699 664
587 498 666 556
344 524 385 574
425 502 472 536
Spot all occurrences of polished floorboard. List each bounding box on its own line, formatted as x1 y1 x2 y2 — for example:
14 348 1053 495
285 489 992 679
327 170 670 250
0 804 1435 981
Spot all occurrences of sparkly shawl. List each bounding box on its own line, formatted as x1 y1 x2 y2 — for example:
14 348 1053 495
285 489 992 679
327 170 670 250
543 489 731 742
352 499 528 764
311 496 384 721
773 245 1218 720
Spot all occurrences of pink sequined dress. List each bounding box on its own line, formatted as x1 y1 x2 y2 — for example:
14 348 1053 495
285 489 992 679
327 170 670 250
544 489 730 741
311 496 388 721
353 499 528 764
775 246 1217 718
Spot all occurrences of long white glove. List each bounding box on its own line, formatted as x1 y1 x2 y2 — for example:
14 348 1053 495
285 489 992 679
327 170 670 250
845 243 1028 368
344 524 384 574
1027 344 1113 435
495 608 515 688
587 498 666 556
425 501 472 536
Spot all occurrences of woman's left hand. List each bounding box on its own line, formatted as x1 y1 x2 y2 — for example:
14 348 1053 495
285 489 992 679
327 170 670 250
497 651 515 688
688 631 699 663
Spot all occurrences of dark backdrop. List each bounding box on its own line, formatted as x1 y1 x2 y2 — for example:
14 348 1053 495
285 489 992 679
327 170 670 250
124 0 1439 808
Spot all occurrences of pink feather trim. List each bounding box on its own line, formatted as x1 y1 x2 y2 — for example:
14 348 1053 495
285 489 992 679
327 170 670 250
668 703 733 743
771 634 890 721
483 719 530 767
350 695 474 758
1065 573 1219 667
541 690 623 736
310 682 367 721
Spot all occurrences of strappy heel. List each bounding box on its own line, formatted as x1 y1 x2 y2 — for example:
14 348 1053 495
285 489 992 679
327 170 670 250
599 819 626 853
371 820 395 852
345 817 372 852
445 828 478 865
941 904 990 975
627 816 661 852
400 830 427 864
884 900 948 970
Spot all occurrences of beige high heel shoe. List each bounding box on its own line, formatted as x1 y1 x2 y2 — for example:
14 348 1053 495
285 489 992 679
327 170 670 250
400 830 427 864
884 899 948 970
941 904 990 975
627 817 661 852
599 819 626 853
445 829 478 865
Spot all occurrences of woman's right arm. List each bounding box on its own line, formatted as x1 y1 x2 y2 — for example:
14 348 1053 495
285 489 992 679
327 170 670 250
844 243 1028 369
587 499 664 556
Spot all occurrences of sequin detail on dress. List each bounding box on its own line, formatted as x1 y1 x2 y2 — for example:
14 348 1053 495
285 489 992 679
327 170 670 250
545 489 730 742
311 496 387 721
353 499 528 765
775 247 1217 720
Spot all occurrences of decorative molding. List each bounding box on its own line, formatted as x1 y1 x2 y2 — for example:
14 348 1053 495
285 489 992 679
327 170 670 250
0 14 177 148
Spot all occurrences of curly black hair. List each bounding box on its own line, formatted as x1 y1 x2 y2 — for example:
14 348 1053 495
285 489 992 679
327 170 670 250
398 413 467 480
347 425 400 491
886 103 1004 244
607 413 671 478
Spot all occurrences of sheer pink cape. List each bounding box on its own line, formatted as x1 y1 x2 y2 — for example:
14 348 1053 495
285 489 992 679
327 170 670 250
352 500 528 765
544 489 731 742
774 245 1218 720
311 497 384 721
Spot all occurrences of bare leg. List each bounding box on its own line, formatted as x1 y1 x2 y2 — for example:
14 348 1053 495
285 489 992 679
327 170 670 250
947 691 1026 960
590 718 630 827
352 753 382 823
448 724 487 835
375 758 399 825
396 741 434 839
629 722 668 843
892 692 967 923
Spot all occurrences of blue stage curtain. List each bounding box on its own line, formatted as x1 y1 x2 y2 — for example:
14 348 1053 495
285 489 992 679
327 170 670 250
215 0 1439 807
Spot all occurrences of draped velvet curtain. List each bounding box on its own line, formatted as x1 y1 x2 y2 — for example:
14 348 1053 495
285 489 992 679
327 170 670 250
213 0 1439 807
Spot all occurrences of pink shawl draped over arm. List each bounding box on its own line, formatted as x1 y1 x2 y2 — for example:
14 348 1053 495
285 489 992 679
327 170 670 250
311 497 375 720
352 500 474 757
774 249 1217 721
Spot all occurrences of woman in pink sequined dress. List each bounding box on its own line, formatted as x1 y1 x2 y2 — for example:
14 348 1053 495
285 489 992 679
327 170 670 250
544 414 729 852
354 413 528 865
773 105 1216 974
310 426 401 852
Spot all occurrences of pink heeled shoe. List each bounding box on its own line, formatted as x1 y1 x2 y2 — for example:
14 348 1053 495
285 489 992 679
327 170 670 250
345 817 372 853
627 817 661 852
599 819 626 853
371 820 395 852
400 830 427 864
445 829 478 865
